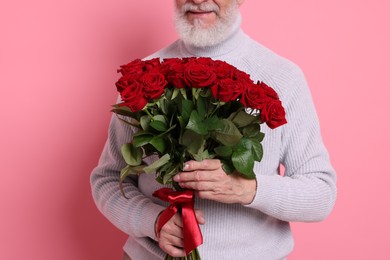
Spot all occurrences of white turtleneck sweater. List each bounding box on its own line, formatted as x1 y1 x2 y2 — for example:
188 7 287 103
91 15 336 260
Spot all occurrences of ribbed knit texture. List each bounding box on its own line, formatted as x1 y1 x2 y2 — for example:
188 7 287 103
90 14 336 260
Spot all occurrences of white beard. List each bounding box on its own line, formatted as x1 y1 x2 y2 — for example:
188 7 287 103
174 2 240 48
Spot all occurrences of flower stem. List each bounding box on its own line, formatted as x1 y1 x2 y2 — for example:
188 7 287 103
164 248 201 260
145 108 154 118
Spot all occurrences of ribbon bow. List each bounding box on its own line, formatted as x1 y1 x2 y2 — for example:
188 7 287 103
153 188 203 255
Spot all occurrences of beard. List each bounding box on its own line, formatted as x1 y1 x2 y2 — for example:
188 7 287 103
174 1 240 48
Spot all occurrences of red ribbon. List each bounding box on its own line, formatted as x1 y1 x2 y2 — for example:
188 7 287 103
153 188 203 255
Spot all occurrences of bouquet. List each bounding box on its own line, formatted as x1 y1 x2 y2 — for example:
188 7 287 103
112 57 287 259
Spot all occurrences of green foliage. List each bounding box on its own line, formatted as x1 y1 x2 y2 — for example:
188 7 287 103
232 138 255 178
113 86 267 194
214 119 243 146
121 143 142 166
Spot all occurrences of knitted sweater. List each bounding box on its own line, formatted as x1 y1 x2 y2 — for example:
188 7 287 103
90 15 336 260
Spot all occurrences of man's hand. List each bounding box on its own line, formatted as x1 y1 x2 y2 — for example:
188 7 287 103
157 210 205 257
173 159 257 205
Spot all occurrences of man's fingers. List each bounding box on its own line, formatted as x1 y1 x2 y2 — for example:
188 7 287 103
183 159 222 171
174 169 225 183
161 216 183 238
178 179 217 191
159 243 186 257
172 213 183 228
158 214 186 257
159 231 185 247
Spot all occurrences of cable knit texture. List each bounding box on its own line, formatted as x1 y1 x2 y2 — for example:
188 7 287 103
90 15 336 260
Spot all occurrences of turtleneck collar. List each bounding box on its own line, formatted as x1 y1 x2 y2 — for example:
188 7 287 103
179 13 247 58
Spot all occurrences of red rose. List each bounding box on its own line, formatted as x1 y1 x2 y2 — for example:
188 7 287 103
234 70 253 85
212 78 243 102
119 80 148 112
182 57 197 63
196 57 215 66
140 72 167 100
161 58 186 89
261 99 287 129
240 83 267 109
183 60 217 88
213 60 237 79
115 73 135 92
161 58 183 71
144 58 161 72
117 59 145 79
258 81 279 100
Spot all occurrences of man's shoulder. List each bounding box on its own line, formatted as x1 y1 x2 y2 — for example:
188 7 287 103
243 38 304 80
235 36 308 98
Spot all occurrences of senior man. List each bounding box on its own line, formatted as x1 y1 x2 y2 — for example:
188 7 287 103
91 0 337 259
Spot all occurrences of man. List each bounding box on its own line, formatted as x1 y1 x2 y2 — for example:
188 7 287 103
91 0 337 259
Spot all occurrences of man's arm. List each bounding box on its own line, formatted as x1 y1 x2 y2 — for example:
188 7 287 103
247 69 337 222
90 114 165 240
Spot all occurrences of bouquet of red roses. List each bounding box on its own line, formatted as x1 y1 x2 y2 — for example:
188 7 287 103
112 57 287 259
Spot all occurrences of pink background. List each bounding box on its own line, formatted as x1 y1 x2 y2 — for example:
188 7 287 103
1 0 389 259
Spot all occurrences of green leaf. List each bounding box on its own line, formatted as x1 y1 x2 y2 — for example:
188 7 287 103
199 87 211 98
121 143 142 166
214 146 233 157
180 88 188 100
111 105 138 118
192 149 210 161
214 119 243 146
250 138 263 162
180 99 194 124
162 165 179 185
156 162 173 184
232 138 256 178
164 88 173 100
233 110 259 128
255 131 265 142
242 124 261 138
158 161 173 174
150 115 168 132
186 110 208 135
155 175 163 184
132 133 153 147
119 165 131 198
143 154 171 174
178 116 186 134
192 88 200 100
116 116 140 128
204 115 223 131
157 98 168 115
119 164 148 197
149 136 167 153
140 115 151 131
181 130 205 156
220 159 235 174
172 88 181 100
196 95 207 118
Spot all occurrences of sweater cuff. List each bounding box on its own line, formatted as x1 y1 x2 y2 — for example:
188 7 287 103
139 202 166 241
245 174 283 213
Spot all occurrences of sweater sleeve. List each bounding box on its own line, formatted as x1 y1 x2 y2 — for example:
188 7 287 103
247 68 337 222
90 114 165 240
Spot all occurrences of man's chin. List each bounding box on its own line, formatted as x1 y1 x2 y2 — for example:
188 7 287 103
175 7 239 48
175 19 223 46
